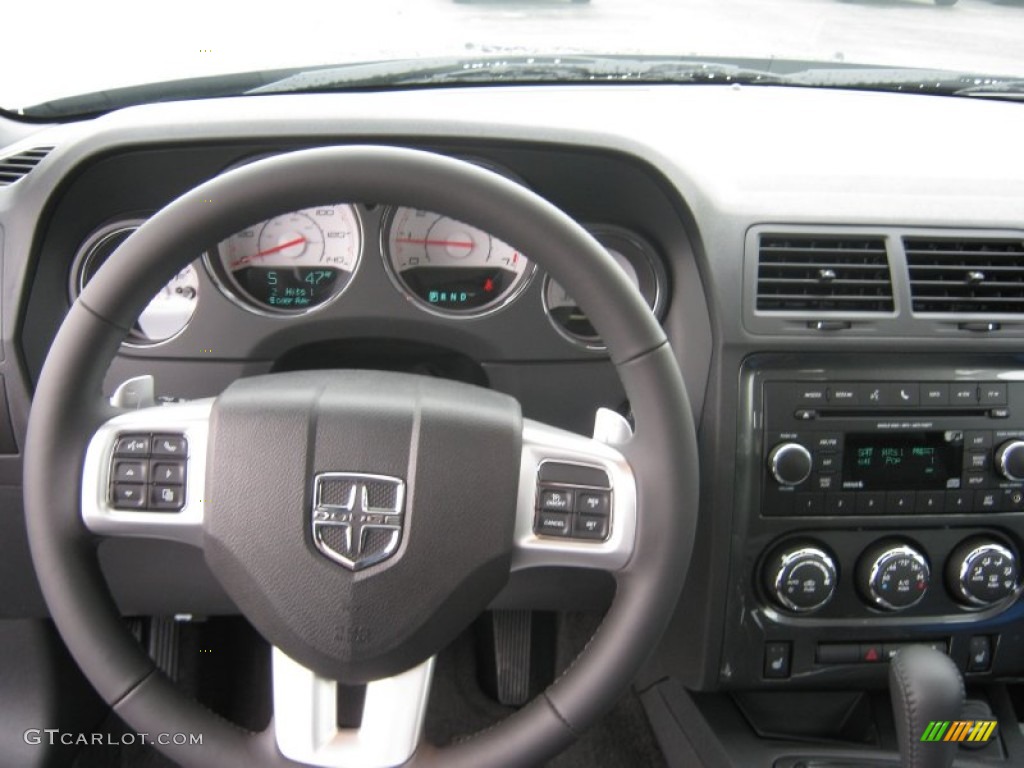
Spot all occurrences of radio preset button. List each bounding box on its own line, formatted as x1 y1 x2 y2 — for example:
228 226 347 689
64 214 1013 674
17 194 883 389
946 490 972 512
827 493 856 515
794 493 824 516
921 383 950 405
856 492 886 515
916 491 946 514
886 491 916 514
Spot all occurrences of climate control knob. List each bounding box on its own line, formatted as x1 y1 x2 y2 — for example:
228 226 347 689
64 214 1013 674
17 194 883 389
768 442 813 486
858 542 930 611
996 440 1024 482
947 539 1019 607
764 543 838 613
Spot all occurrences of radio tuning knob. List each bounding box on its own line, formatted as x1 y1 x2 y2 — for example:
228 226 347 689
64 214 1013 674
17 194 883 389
858 542 930 611
947 539 1019 607
996 440 1024 482
764 543 838 614
768 442 813 486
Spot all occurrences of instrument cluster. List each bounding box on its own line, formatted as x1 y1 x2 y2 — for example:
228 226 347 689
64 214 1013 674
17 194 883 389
69 164 668 351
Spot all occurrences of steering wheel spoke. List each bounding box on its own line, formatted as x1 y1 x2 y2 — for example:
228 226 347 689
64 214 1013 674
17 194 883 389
272 648 434 768
512 418 637 572
80 399 212 547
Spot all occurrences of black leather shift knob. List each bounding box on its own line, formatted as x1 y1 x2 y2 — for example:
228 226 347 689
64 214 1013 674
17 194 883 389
889 645 965 768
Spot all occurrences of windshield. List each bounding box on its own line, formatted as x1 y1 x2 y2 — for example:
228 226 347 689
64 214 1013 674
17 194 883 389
3 0 1023 117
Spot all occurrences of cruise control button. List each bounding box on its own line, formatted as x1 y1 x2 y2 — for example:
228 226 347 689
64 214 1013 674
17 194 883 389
150 485 185 511
573 514 609 540
112 484 146 509
534 511 572 537
113 460 147 483
150 461 185 484
576 491 610 516
114 435 150 456
151 435 187 457
539 489 573 511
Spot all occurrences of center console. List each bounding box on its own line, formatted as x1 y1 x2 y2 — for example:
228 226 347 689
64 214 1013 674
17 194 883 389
720 355 1024 690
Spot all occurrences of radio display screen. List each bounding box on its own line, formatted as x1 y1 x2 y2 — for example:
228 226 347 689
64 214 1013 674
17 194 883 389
843 432 963 490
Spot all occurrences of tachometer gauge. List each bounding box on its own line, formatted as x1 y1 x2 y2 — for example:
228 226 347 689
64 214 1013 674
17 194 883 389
205 204 362 315
383 207 534 317
543 226 667 349
70 220 199 346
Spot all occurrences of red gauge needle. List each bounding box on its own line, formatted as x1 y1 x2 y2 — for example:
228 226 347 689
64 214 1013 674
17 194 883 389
395 237 474 249
231 236 307 268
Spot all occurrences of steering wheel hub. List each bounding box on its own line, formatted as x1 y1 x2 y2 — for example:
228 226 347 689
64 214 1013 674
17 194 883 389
204 370 521 683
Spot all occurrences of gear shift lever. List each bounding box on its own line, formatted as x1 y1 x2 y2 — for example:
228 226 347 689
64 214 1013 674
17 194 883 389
889 645 965 768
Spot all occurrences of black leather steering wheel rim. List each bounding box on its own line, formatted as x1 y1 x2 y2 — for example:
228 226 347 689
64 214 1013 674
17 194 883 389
23 146 698 767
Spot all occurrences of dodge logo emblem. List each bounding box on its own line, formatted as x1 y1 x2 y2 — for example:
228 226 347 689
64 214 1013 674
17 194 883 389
311 473 406 571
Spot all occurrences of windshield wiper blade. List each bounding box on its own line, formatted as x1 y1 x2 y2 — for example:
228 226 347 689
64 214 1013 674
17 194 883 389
786 66 1024 98
246 55 791 94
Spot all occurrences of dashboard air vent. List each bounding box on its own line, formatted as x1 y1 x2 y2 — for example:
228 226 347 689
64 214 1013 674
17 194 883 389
0 146 54 186
756 234 893 312
905 237 1024 314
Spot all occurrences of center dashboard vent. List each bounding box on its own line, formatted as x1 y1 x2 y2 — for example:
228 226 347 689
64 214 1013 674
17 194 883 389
756 234 894 313
0 146 55 186
905 237 1024 314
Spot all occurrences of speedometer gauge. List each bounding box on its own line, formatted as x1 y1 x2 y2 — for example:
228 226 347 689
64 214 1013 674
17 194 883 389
205 204 361 315
383 207 534 317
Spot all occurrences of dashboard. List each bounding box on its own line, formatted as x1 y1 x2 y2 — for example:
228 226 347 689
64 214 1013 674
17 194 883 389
3 83 1024 764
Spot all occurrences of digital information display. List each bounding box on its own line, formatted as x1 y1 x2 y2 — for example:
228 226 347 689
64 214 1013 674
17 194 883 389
843 432 964 490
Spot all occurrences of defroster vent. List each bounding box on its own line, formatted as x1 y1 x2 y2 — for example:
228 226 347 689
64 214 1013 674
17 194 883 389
756 234 893 313
906 237 1024 315
0 146 54 186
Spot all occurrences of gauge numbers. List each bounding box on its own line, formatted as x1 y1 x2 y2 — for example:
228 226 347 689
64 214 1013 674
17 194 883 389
384 207 534 317
209 204 361 315
71 220 199 346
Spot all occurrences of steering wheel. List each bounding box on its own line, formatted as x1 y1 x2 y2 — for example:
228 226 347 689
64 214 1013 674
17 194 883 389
24 146 697 768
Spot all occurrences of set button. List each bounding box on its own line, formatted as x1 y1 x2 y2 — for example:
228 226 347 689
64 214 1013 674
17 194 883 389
534 480 611 542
